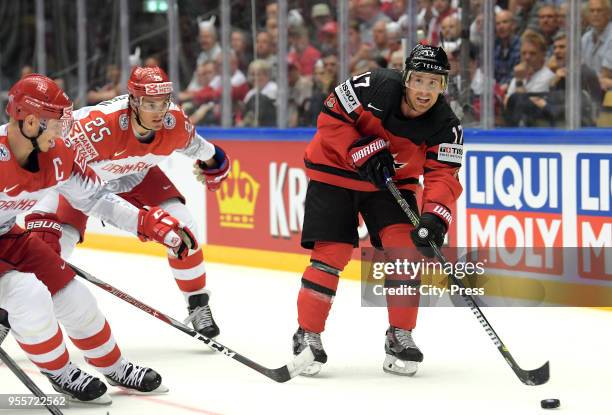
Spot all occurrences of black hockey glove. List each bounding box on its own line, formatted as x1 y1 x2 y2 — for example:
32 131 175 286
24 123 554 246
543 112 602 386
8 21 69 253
410 213 447 258
347 136 395 189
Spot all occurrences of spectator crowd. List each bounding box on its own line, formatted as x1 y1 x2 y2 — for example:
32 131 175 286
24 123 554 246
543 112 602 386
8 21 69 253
18 0 611 127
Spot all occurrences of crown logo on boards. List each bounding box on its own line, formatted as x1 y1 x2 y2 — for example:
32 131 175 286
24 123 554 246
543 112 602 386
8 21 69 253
215 159 260 229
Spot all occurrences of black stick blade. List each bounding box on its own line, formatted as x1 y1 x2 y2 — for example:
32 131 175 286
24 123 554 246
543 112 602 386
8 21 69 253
519 361 550 386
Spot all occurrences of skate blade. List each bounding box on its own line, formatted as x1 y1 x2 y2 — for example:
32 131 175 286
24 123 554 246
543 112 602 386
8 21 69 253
111 383 169 395
64 392 112 406
383 354 418 377
299 362 323 377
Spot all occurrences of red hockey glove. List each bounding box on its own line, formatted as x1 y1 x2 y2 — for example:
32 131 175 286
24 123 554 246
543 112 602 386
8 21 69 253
194 144 230 192
137 206 198 259
25 212 62 254
347 136 395 189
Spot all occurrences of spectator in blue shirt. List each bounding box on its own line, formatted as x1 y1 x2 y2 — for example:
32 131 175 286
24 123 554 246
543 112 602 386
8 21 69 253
495 9 521 93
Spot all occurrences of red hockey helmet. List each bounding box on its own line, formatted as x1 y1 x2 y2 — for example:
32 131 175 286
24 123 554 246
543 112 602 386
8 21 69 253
127 66 173 98
6 74 73 121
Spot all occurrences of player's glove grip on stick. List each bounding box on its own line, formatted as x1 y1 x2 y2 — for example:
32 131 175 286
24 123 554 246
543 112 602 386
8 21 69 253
410 203 451 257
25 212 63 255
137 206 197 259
347 136 395 189
194 144 230 192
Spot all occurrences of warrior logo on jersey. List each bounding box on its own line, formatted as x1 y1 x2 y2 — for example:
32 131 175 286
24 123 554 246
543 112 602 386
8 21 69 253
163 112 176 129
0 144 10 161
119 114 129 131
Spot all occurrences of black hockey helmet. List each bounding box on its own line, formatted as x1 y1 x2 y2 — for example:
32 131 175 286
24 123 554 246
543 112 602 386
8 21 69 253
402 44 450 91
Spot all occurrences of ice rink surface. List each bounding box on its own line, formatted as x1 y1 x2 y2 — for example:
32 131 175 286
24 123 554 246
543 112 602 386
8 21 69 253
1 248 611 415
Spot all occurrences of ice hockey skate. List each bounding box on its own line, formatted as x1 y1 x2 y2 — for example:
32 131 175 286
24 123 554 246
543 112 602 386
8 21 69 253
44 362 111 405
293 327 327 376
104 358 168 394
383 326 423 376
0 309 9 346
184 289 220 338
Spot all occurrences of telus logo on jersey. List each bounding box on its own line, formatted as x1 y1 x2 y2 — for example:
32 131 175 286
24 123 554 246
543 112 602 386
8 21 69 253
466 151 563 274
576 153 611 280
334 80 361 113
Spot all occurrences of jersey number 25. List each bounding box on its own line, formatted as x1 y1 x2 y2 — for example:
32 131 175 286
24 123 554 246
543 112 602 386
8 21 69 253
84 117 111 142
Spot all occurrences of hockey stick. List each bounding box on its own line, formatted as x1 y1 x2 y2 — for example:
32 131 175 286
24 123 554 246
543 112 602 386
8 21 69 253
384 177 550 386
68 263 315 383
0 347 64 414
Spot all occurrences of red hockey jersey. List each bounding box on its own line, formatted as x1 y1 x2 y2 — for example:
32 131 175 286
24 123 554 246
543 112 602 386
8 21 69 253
305 68 463 214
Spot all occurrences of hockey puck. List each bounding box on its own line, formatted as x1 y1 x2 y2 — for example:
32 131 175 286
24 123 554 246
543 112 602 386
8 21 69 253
540 399 560 409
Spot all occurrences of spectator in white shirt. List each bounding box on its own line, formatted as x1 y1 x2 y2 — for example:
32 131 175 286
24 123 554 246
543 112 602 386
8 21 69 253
581 0 612 91
504 30 556 126
240 59 278 127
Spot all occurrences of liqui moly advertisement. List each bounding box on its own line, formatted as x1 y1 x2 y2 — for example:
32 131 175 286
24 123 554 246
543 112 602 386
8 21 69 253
465 151 564 275
202 136 611 302
577 153 612 281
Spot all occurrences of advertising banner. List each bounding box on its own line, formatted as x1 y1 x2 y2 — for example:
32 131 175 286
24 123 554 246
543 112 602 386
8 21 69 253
205 141 458 259
206 141 312 255
576 153 612 281
80 126 611 304
464 151 564 275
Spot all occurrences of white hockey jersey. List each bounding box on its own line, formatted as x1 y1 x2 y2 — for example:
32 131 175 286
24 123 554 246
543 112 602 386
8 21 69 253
0 124 139 236
69 95 215 193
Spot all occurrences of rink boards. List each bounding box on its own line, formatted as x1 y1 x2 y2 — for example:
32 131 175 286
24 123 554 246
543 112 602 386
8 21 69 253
81 128 612 306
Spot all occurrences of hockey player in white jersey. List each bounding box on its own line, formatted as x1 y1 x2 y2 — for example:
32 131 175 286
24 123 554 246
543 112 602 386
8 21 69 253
53 66 230 339
0 75 197 403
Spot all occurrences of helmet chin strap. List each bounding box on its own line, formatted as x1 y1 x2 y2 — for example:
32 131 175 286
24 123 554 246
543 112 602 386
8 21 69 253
18 120 44 152
133 107 154 132
130 96 168 135
129 95 155 133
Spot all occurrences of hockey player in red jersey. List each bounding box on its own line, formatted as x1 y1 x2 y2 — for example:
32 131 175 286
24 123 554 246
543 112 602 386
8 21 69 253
51 66 229 339
0 75 197 403
293 44 463 376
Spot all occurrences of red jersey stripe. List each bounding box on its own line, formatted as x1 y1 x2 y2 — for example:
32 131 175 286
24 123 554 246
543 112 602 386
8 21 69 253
17 326 63 355
69 320 111 351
